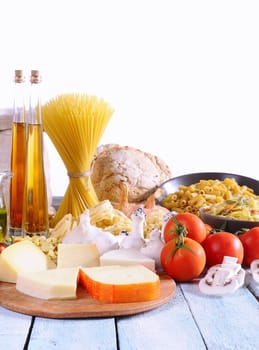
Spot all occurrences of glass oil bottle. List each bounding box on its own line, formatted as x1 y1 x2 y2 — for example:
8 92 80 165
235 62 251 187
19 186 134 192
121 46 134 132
22 70 49 236
0 171 12 241
9 69 27 236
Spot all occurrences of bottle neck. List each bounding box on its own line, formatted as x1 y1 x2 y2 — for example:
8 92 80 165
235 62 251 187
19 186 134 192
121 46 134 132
28 81 42 125
13 81 26 123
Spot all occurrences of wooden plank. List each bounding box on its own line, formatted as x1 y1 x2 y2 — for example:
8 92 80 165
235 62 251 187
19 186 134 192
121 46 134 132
0 306 32 350
116 285 206 350
181 282 259 350
28 317 117 350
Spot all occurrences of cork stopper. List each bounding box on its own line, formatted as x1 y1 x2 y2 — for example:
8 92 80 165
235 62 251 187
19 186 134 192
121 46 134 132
30 70 41 84
14 70 25 83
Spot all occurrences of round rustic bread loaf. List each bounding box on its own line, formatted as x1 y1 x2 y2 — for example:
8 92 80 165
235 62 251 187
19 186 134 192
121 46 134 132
91 144 172 203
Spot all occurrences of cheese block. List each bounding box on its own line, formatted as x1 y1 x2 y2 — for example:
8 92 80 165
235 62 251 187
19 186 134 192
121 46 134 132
57 243 100 268
79 265 160 303
0 254 17 283
100 248 155 272
16 267 79 300
0 240 56 283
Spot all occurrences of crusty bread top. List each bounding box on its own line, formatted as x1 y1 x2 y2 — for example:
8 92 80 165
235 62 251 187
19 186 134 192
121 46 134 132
91 144 172 203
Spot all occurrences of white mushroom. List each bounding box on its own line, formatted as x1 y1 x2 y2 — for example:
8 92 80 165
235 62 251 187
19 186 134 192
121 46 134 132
199 256 245 296
250 259 259 283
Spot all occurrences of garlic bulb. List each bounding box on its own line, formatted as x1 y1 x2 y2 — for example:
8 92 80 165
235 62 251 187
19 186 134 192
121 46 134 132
62 209 119 255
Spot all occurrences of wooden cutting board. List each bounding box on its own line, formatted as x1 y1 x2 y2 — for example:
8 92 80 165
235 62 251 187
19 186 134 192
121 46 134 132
0 274 176 319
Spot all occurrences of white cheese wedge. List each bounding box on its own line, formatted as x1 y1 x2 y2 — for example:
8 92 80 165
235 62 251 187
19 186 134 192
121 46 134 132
57 243 100 268
16 267 79 300
0 240 56 283
100 248 156 272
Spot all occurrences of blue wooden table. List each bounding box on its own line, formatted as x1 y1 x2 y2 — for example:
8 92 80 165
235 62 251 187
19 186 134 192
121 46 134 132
1 272 259 350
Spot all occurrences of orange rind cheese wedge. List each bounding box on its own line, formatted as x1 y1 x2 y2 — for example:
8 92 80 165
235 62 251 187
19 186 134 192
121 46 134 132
79 265 160 303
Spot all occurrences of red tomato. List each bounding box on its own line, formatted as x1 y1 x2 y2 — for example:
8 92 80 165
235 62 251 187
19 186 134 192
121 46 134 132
238 227 259 267
204 223 213 237
0 243 8 253
202 232 244 267
160 237 206 282
163 212 207 244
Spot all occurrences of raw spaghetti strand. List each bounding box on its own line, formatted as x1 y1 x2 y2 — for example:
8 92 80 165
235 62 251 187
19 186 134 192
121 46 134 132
42 93 113 225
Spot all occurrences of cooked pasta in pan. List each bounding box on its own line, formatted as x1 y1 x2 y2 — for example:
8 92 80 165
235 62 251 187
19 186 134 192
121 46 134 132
161 178 258 216
203 196 259 221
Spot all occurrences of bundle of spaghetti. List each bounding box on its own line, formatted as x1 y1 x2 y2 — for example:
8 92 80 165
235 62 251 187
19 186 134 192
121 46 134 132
42 93 114 225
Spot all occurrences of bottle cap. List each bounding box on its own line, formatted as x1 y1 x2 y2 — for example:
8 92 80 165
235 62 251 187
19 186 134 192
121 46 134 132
30 70 41 84
14 70 25 83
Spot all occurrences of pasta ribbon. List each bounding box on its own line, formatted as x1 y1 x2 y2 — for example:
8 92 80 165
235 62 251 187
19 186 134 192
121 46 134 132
205 196 259 221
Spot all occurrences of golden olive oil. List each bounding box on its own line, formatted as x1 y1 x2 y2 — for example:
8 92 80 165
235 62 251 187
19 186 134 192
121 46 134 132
9 122 27 233
0 208 7 241
22 70 49 236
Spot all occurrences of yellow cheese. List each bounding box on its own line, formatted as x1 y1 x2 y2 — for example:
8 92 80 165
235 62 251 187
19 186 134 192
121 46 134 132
100 248 156 272
16 267 79 300
57 243 100 268
0 254 17 283
0 240 56 283
79 265 160 303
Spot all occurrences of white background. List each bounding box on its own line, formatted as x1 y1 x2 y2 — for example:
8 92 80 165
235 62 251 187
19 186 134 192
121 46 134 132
1 0 259 196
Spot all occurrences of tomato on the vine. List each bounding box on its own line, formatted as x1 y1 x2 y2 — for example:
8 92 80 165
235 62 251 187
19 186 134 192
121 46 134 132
202 231 244 267
160 236 206 282
163 212 207 244
238 227 259 267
